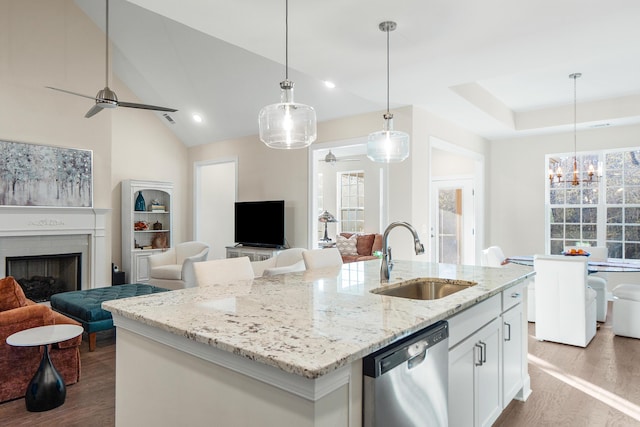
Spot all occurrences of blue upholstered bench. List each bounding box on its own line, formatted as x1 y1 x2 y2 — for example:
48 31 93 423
50 284 169 351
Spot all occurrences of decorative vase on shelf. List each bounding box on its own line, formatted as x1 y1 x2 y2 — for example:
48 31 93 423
135 191 146 211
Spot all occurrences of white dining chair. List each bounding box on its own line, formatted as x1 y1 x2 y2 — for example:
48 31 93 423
565 246 608 322
251 248 307 277
193 257 255 286
481 246 506 267
302 248 343 270
533 254 597 347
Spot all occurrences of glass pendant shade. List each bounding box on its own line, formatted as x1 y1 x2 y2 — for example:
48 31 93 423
259 81 317 149
367 21 409 163
367 114 410 163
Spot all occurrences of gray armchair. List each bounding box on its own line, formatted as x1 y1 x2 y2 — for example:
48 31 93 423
149 241 210 290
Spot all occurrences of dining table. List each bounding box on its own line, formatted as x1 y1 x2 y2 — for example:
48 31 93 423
506 255 640 273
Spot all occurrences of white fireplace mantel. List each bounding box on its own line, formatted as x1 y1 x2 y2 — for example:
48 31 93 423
0 207 111 289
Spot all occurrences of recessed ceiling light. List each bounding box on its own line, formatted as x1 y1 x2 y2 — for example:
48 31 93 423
192 114 203 123
323 80 336 89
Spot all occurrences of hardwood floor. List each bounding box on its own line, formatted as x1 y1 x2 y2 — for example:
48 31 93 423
0 330 116 426
496 305 640 426
1 304 639 426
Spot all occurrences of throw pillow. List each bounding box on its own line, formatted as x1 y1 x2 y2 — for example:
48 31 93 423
336 234 358 256
0 276 28 312
356 234 376 256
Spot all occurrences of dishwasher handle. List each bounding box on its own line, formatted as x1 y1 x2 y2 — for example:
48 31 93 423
363 321 449 378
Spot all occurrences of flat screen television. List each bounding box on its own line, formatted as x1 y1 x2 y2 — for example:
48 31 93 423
234 200 285 248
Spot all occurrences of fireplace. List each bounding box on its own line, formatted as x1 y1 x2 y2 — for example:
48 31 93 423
0 207 110 291
6 253 81 302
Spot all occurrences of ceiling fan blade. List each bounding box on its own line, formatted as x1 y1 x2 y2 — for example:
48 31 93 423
46 86 96 101
85 104 105 118
118 101 178 112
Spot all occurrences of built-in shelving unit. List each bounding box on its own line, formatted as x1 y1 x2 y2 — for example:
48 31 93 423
121 180 173 283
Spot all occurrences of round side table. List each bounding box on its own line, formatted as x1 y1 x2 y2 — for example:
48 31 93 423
7 324 83 412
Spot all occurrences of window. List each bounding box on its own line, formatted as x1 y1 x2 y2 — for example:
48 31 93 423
339 171 364 233
547 148 640 260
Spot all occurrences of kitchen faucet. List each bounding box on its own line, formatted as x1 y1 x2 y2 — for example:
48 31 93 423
381 221 425 281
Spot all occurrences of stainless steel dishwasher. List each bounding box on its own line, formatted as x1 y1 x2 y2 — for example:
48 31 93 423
363 320 449 427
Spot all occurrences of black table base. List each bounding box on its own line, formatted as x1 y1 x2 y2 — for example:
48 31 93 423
25 345 66 412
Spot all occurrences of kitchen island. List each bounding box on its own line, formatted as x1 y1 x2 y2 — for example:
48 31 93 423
103 260 534 426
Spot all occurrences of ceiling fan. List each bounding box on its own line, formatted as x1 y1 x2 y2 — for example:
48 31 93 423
46 0 177 118
320 150 360 166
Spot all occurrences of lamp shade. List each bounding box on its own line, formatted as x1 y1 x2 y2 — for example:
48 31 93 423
318 210 337 223
259 81 317 149
367 115 410 163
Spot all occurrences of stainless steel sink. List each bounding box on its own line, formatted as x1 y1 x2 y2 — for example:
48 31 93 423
371 278 477 300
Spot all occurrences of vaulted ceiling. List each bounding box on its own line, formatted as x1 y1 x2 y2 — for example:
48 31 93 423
74 0 640 147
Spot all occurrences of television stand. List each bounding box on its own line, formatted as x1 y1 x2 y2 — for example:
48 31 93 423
225 245 282 262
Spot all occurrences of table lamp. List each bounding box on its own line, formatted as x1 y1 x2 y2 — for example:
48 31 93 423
318 210 338 242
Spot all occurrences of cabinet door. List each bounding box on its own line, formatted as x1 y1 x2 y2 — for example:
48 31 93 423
134 253 152 282
448 334 476 427
449 317 502 427
477 318 502 427
502 304 524 407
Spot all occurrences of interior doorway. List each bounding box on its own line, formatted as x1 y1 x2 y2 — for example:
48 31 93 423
194 159 237 259
429 137 484 265
432 179 475 264
309 139 386 248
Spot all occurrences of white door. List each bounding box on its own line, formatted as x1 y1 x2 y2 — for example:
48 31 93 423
194 160 237 260
432 179 475 264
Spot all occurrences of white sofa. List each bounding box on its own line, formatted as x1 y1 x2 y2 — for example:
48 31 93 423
251 248 307 277
148 241 210 290
533 254 597 347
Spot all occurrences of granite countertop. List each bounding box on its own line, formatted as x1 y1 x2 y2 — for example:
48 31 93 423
103 260 534 379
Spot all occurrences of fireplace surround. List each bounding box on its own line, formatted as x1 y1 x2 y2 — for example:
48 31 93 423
0 207 110 290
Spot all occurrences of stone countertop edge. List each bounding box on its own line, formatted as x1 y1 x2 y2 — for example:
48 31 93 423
103 260 535 379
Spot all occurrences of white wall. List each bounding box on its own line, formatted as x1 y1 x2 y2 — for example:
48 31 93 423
0 0 112 282
110 78 188 267
2 0 189 280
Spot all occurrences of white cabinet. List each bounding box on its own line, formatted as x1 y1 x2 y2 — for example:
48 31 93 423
122 180 173 283
449 316 502 427
501 281 529 407
448 282 530 427
502 303 524 406
225 246 280 261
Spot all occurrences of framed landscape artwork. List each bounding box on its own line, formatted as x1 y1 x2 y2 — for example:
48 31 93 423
0 140 93 207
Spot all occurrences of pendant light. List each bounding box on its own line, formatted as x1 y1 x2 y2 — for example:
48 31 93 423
258 0 317 149
548 73 601 185
367 21 410 163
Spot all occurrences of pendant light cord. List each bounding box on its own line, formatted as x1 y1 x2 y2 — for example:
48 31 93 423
386 25 390 114
285 0 289 80
573 74 577 157
106 0 110 87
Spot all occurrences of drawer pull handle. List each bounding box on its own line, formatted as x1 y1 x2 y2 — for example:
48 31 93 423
511 292 521 299
474 343 484 366
504 322 512 341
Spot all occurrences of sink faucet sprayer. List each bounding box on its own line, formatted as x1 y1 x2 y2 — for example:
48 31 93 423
381 221 425 282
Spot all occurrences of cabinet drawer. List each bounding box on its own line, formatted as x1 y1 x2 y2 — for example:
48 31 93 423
502 281 526 312
448 293 501 349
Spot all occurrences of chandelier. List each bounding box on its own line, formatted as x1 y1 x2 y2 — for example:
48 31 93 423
548 73 601 186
